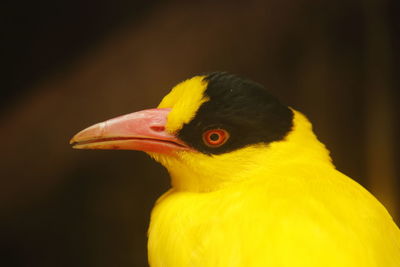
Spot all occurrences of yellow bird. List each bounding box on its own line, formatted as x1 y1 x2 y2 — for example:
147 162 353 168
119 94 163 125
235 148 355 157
71 72 400 266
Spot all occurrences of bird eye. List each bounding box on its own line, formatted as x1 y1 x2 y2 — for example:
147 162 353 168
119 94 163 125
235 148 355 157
202 129 229 147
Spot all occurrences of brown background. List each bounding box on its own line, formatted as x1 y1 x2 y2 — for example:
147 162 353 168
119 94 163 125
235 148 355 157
1 0 399 266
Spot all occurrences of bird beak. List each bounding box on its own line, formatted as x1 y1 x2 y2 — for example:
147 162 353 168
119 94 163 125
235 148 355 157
70 108 191 155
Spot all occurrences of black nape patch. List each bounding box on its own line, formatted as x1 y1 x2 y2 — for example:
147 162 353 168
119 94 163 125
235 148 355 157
178 72 294 155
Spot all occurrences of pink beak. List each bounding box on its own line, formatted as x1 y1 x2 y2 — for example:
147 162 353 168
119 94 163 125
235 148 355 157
70 108 191 155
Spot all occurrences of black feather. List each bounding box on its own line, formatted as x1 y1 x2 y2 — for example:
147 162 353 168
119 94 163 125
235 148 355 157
178 72 294 155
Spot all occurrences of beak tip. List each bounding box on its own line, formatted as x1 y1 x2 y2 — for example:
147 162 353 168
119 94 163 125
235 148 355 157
69 134 82 148
70 140 84 149
69 135 77 145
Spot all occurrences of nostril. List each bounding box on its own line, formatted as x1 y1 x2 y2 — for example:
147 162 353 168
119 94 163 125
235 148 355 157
150 125 165 132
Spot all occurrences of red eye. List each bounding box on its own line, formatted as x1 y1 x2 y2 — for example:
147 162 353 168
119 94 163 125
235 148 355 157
202 129 229 147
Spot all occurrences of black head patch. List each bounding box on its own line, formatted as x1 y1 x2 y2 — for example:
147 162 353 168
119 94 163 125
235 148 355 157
178 72 294 154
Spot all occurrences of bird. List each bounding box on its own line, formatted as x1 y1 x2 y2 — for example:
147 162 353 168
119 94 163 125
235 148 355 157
70 72 400 267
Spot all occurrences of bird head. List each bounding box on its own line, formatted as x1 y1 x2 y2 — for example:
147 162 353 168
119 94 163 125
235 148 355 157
70 72 332 192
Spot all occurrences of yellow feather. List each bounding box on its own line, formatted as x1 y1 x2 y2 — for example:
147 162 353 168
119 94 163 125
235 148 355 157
147 77 400 267
158 75 209 133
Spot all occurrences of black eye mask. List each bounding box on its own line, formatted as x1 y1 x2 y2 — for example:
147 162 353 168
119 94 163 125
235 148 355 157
178 72 294 155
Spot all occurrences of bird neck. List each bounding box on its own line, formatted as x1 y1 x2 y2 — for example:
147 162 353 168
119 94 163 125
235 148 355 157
155 110 334 193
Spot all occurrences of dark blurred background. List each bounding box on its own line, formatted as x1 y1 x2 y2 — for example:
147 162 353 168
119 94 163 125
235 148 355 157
1 0 399 266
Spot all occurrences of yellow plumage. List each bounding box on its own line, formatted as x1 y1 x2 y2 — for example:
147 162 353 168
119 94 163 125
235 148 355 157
147 77 400 266
158 75 209 133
